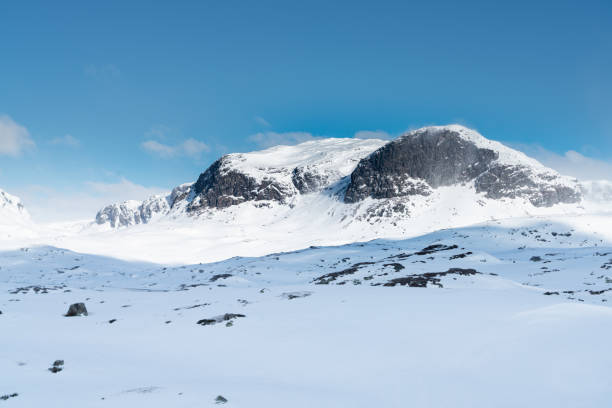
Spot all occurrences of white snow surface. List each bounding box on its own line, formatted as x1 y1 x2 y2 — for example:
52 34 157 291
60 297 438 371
3 187 593 264
222 137 387 184
2 213 612 407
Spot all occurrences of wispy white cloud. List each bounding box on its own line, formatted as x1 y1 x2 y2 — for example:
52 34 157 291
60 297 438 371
249 131 320 148
353 130 393 140
145 125 172 140
141 140 176 158
16 178 167 223
254 116 271 127
84 64 121 79
509 143 612 181
0 114 35 156
180 138 209 157
50 134 80 148
141 138 210 158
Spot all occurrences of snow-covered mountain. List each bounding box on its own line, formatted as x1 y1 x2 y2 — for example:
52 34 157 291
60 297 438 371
95 137 387 227
0 188 38 242
95 183 192 228
0 188 30 223
95 125 582 229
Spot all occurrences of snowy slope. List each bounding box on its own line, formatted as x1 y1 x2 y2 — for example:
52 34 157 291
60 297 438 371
2 214 612 407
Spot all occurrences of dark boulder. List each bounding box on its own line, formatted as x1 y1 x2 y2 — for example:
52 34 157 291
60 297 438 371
65 302 88 317
48 360 64 373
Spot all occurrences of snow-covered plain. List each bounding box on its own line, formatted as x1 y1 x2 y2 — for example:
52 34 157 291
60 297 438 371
2 213 612 407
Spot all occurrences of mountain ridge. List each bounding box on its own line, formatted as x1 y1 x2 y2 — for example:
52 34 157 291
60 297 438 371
94 125 582 229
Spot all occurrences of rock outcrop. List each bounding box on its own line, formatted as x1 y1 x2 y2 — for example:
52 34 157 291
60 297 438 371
344 125 581 207
186 158 293 212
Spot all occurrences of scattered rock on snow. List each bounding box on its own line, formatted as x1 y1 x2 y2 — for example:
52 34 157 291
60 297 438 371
381 268 480 288
210 273 232 282
281 291 312 300
197 313 245 326
215 395 228 404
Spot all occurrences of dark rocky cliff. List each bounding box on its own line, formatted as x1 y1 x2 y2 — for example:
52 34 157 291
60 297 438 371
186 158 293 212
344 127 581 207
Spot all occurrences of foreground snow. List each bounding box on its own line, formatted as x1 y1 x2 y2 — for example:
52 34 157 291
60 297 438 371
2 215 612 407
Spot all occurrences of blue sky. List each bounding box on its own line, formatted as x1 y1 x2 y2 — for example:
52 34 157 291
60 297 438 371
1 0 611 221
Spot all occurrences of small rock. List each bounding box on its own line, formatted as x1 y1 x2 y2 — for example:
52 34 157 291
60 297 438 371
281 291 312 300
65 302 88 317
48 360 63 373
215 395 228 404
109 319 117 324
197 313 245 326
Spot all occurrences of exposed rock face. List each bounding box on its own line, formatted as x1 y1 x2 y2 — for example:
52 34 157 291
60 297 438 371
474 164 581 206
187 158 293 212
345 126 581 207
291 166 330 194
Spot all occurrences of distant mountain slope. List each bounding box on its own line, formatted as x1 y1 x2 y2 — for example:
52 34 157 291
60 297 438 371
0 188 29 219
0 188 31 225
0 188 37 241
